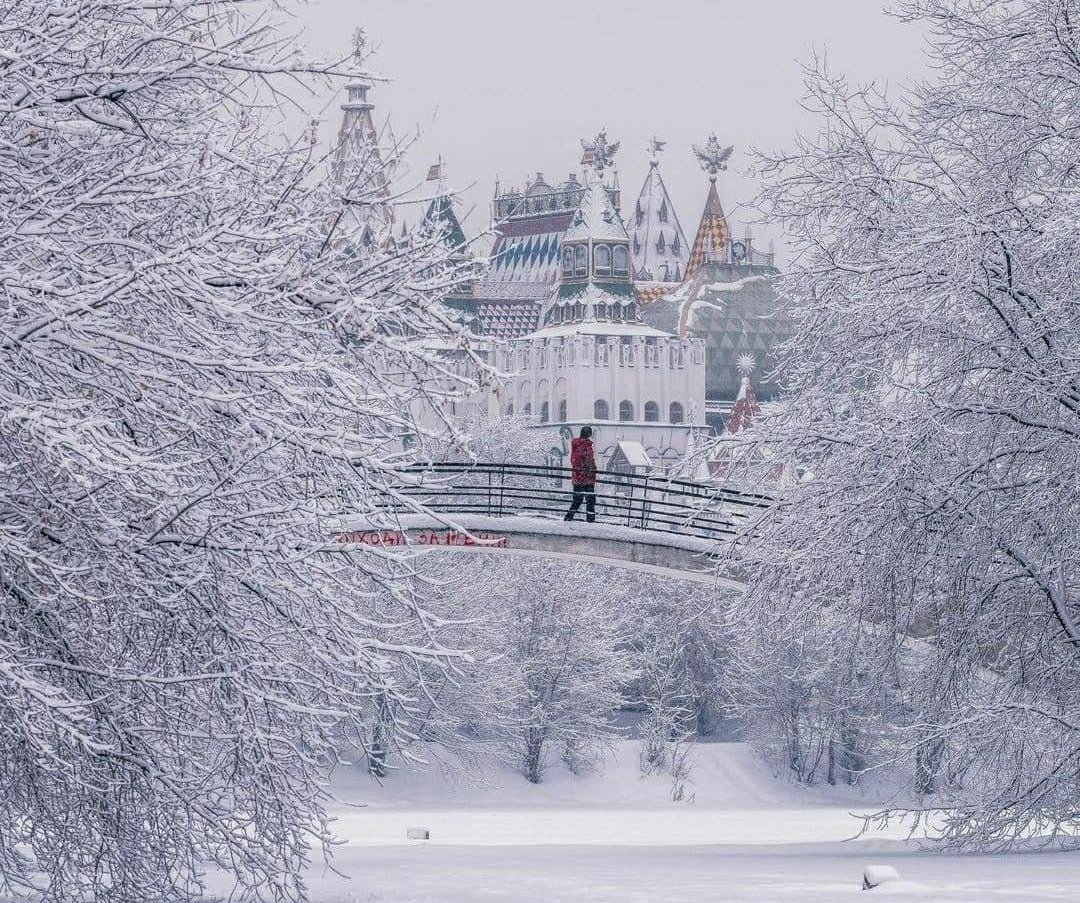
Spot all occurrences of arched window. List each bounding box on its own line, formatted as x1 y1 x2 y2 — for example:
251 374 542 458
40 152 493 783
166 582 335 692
644 401 659 422
594 399 610 420
669 401 684 424
506 402 515 416
540 401 550 424
613 245 629 277
557 399 567 422
594 244 611 276
619 400 634 422
523 402 532 416
562 247 574 278
659 199 669 223
574 245 588 277
626 302 637 321
596 303 608 321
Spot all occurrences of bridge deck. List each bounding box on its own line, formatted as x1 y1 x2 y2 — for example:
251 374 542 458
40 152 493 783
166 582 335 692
338 512 742 586
336 463 769 583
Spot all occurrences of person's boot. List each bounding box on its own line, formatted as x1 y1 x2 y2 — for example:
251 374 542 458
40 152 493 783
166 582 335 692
564 513 574 521
586 514 595 523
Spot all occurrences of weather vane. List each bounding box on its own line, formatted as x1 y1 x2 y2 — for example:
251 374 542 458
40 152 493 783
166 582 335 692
581 129 620 175
693 134 735 182
648 136 667 164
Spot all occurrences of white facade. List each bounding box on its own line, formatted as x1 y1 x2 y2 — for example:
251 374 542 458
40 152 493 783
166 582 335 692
489 322 706 471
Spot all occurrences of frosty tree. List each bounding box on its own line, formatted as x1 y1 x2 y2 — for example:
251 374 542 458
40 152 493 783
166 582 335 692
0 2 478 900
428 558 634 784
730 0 1080 845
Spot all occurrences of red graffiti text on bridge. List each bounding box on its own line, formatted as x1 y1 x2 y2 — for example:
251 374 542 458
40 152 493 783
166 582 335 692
336 529 509 549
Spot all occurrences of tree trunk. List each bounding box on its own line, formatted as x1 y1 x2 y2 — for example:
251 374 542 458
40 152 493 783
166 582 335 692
523 727 545 784
915 737 944 795
368 693 392 778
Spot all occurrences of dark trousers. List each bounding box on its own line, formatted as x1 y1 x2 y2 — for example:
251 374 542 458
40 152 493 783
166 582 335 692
565 484 596 522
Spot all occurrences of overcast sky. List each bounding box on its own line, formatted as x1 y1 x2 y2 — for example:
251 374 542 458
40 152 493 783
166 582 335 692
299 1 928 260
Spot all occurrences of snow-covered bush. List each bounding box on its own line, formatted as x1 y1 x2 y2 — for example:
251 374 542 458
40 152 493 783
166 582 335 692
0 2 476 899
731 0 1080 845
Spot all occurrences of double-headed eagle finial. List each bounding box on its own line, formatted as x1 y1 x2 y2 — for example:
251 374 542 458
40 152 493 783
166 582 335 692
693 133 735 182
581 129 620 175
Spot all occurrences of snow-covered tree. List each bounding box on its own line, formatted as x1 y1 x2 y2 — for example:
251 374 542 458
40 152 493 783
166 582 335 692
427 407 550 466
0 2 478 899
725 588 901 787
431 558 634 783
732 0 1080 845
628 579 731 780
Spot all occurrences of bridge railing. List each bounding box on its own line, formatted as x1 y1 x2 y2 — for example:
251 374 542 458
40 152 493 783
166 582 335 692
382 463 773 544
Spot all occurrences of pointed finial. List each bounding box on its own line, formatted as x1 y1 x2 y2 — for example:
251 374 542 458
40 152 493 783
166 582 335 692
351 27 367 65
692 134 735 182
581 129 620 175
649 136 667 166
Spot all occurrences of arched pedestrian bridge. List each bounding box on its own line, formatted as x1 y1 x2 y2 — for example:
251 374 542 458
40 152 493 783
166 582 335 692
337 463 773 586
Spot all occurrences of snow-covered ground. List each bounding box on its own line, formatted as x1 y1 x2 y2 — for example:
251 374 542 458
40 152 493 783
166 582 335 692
298 742 1080 902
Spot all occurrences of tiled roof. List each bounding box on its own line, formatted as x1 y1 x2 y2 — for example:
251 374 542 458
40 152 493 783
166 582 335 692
497 213 574 239
561 175 629 244
487 232 562 284
422 194 467 251
642 261 790 401
634 282 675 305
473 301 542 339
483 210 573 290
473 280 551 302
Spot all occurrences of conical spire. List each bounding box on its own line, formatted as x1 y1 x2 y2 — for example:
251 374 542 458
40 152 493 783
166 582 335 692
724 356 760 434
422 192 467 253
560 168 627 245
686 135 734 275
686 181 731 275
332 29 394 242
626 137 688 283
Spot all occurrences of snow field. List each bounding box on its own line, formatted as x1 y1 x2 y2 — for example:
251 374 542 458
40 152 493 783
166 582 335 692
296 742 1080 901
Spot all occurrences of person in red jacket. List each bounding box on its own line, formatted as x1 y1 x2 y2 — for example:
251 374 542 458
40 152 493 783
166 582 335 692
564 425 597 522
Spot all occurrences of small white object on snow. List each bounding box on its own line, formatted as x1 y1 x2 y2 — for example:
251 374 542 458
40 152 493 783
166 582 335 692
862 864 900 890
406 827 430 841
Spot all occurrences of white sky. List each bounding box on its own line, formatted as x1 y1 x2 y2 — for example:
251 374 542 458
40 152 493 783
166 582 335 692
299 0 928 260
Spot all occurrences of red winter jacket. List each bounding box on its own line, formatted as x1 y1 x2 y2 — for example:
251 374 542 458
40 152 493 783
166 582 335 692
570 437 597 486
